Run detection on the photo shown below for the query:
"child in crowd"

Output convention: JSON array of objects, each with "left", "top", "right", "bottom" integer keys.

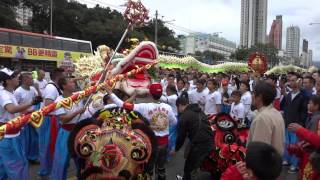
[
  {"left": 176, "top": 78, "right": 186, "bottom": 97},
  {"left": 221, "top": 141, "right": 282, "bottom": 180},
  {"left": 204, "top": 79, "right": 222, "bottom": 116},
  {"left": 188, "top": 79, "right": 207, "bottom": 110},
  {"left": 230, "top": 90, "right": 245, "bottom": 126},
  {"left": 221, "top": 79, "right": 232, "bottom": 114},
  {"left": 240, "top": 81, "right": 252, "bottom": 124},
  {"left": 288, "top": 95, "right": 320, "bottom": 180}
]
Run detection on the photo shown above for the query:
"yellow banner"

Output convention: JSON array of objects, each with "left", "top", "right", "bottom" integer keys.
[{"left": 0, "top": 44, "right": 91, "bottom": 62}]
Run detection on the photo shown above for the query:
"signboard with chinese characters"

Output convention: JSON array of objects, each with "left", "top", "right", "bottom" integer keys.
[{"left": 0, "top": 44, "right": 91, "bottom": 63}]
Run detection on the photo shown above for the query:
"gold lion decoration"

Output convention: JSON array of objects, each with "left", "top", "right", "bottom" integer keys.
[{"left": 68, "top": 107, "right": 156, "bottom": 179}]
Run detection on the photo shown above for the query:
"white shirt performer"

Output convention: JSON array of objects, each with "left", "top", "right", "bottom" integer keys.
[
  {"left": 14, "top": 86, "right": 38, "bottom": 113},
  {"left": 0, "top": 68, "right": 40, "bottom": 180},
  {"left": 160, "top": 94, "right": 178, "bottom": 116},
  {"left": 241, "top": 91, "right": 252, "bottom": 120},
  {"left": 107, "top": 83, "right": 177, "bottom": 180},
  {"left": 38, "top": 68, "right": 65, "bottom": 177},
  {"left": 33, "top": 69, "right": 47, "bottom": 97},
  {"left": 188, "top": 79, "right": 208, "bottom": 111},
  {"left": 230, "top": 102, "right": 245, "bottom": 122},
  {"left": 205, "top": 90, "right": 222, "bottom": 115}
]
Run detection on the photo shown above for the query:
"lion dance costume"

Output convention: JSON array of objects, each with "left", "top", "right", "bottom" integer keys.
[{"left": 202, "top": 113, "right": 248, "bottom": 178}]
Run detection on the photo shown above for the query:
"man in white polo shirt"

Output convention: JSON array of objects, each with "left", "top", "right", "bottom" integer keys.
[
  {"left": 0, "top": 68, "right": 41, "bottom": 180},
  {"left": 204, "top": 79, "right": 222, "bottom": 116},
  {"left": 38, "top": 68, "right": 65, "bottom": 177},
  {"left": 33, "top": 69, "right": 47, "bottom": 97},
  {"left": 14, "top": 72, "right": 42, "bottom": 162},
  {"left": 189, "top": 79, "right": 207, "bottom": 110}
]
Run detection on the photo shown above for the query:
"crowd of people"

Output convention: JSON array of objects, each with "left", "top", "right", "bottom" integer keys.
[{"left": 0, "top": 65, "right": 319, "bottom": 180}]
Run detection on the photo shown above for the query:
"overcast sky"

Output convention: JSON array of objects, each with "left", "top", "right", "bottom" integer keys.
[{"left": 79, "top": 0, "right": 320, "bottom": 61}]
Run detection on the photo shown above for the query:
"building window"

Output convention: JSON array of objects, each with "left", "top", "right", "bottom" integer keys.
[
  {"left": 0, "top": 32, "right": 9, "bottom": 44},
  {"left": 22, "top": 35, "right": 43, "bottom": 48},
  {"left": 62, "top": 40, "right": 78, "bottom": 51},
  {"left": 44, "top": 38, "right": 62, "bottom": 50},
  {"left": 9, "top": 33, "right": 22, "bottom": 45}
]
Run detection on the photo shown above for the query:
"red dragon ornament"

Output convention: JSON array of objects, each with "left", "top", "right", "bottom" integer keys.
[{"left": 90, "top": 41, "right": 158, "bottom": 96}]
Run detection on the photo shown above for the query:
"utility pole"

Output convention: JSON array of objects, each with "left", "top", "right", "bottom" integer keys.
[
  {"left": 50, "top": 0, "right": 53, "bottom": 35},
  {"left": 155, "top": 10, "right": 158, "bottom": 46}
]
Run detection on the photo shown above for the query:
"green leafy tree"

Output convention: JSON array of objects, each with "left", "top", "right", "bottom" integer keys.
[
  {"left": 249, "top": 43, "right": 279, "bottom": 67},
  {"left": 21, "top": 0, "right": 180, "bottom": 51},
  {"left": 22, "top": 0, "right": 51, "bottom": 33},
  {"left": 230, "top": 48, "right": 249, "bottom": 61},
  {"left": 133, "top": 19, "right": 180, "bottom": 52},
  {"left": 0, "top": 0, "right": 22, "bottom": 29},
  {"left": 231, "top": 44, "right": 279, "bottom": 67},
  {"left": 195, "top": 50, "right": 225, "bottom": 64}
]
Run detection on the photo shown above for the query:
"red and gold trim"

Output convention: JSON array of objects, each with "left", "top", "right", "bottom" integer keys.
[{"left": 0, "top": 61, "right": 158, "bottom": 140}]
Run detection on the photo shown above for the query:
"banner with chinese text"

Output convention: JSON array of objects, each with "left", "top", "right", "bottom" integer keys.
[{"left": 0, "top": 44, "right": 92, "bottom": 62}]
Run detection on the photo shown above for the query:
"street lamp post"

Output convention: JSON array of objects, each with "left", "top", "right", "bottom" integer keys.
[
  {"left": 155, "top": 10, "right": 158, "bottom": 46},
  {"left": 50, "top": 0, "right": 53, "bottom": 35},
  {"left": 154, "top": 10, "right": 175, "bottom": 47}
]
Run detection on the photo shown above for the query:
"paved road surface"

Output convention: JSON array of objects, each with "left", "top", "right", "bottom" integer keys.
[{"left": 29, "top": 145, "right": 297, "bottom": 180}]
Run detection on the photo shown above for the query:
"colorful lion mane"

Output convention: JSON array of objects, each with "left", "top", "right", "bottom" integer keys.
[{"left": 68, "top": 107, "right": 157, "bottom": 180}]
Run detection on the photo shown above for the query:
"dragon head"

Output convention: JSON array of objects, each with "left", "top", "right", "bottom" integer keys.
[
  {"left": 111, "top": 41, "right": 158, "bottom": 96},
  {"left": 74, "top": 41, "right": 158, "bottom": 96}
]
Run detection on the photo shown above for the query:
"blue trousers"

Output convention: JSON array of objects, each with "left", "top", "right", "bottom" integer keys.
[
  {"left": 20, "top": 124, "right": 39, "bottom": 161},
  {"left": 168, "top": 125, "right": 177, "bottom": 152},
  {"left": 0, "top": 136, "right": 29, "bottom": 180},
  {"left": 51, "top": 128, "right": 75, "bottom": 180},
  {"left": 26, "top": 104, "right": 40, "bottom": 161},
  {"left": 28, "top": 124, "right": 39, "bottom": 160},
  {"left": 283, "top": 129, "right": 299, "bottom": 168},
  {"left": 167, "top": 116, "right": 178, "bottom": 161},
  {"left": 38, "top": 116, "right": 53, "bottom": 176},
  {"left": 221, "top": 104, "right": 231, "bottom": 114}
]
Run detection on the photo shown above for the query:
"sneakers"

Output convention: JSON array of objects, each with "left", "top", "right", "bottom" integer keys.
[
  {"left": 176, "top": 175, "right": 183, "bottom": 180},
  {"left": 288, "top": 166, "right": 298, "bottom": 174}
]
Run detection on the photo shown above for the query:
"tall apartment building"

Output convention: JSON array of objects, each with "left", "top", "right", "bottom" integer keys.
[
  {"left": 308, "top": 50, "right": 313, "bottom": 66},
  {"left": 240, "top": 0, "right": 268, "bottom": 48},
  {"left": 269, "top": 15, "right": 282, "bottom": 49},
  {"left": 286, "top": 26, "right": 300, "bottom": 58},
  {"left": 15, "top": 4, "right": 33, "bottom": 26}
]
